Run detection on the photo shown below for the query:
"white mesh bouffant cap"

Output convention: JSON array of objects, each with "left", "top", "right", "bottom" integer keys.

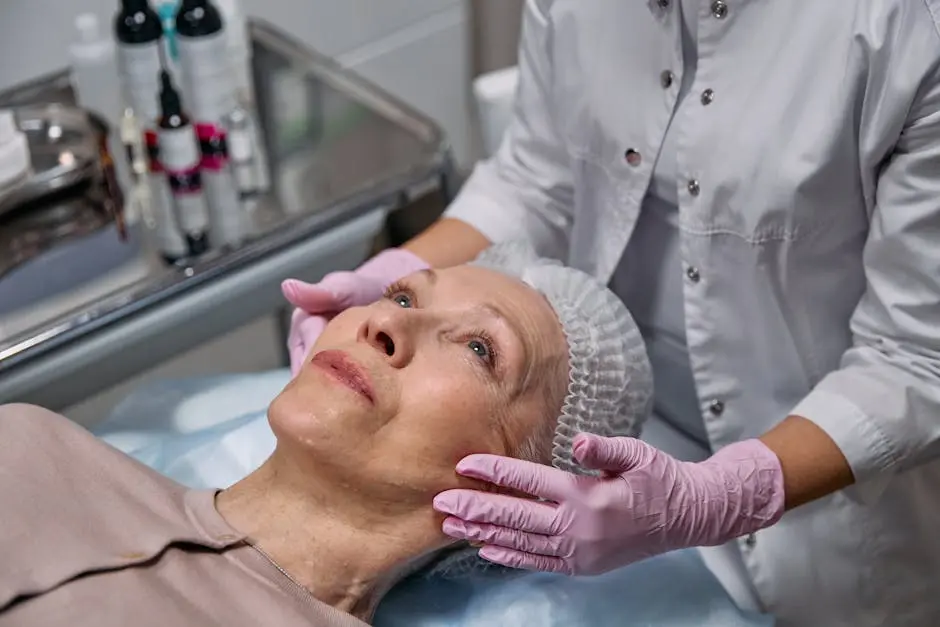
[
  {"left": 423, "top": 240, "right": 653, "bottom": 579},
  {"left": 472, "top": 239, "right": 654, "bottom": 472}
]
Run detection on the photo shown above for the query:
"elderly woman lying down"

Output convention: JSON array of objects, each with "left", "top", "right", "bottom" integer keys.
[{"left": 0, "top": 243, "right": 652, "bottom": 627}]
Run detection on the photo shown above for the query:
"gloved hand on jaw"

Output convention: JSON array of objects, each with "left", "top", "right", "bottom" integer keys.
[
  {"left": 433, "top": 433, "right": 785, "bottom": 575},
  {"left": 281, "top": 248, "right": 429, "bottom": 375}
]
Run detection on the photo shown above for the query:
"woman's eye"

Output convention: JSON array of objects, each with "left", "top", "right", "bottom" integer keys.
[
  {"left": 390, "top": 292, "right": 412, "bottom": 308},
  {"left": 468, "top": 340, "right": 489, "bottom": 359}
]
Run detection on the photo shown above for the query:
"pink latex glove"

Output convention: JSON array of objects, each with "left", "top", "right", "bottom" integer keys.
[
  {"left": 433, "top": 433, "right": 785, "bottom": 575},
  {"left": 281, "top": 248, "right": 429, "bottom": 375}
]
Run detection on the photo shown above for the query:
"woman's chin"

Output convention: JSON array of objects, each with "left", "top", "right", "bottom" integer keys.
[{"left": 268, "top": 387, "right": 375, "bottom": 447}]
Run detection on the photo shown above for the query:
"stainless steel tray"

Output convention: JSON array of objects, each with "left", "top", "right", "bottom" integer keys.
[{"left": 0, "top": 104, "right": 105, "bottom": 219}]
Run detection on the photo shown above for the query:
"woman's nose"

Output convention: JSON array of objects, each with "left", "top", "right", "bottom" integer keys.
[{"left": 358, "top": 307, "right": 418, "bottom": 367}]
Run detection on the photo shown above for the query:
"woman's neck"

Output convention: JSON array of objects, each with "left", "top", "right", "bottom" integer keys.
[{"left": 216, "top": 454, "right": 449, "bottom": 622}]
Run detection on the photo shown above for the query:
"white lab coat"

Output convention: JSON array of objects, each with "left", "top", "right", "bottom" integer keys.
[{"left": 446, "top": 1, "right": 940, "bottom": 625}]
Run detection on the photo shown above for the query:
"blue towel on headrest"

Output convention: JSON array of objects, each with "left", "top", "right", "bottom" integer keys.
[{"left": 375, "top": 550, "right": 772, "bottom": 627}]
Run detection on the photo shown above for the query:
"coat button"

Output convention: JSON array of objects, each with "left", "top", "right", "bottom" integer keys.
[
  {"left": 657, "top": 0, "right": 670, "bottom": 8},
  {"left": 701, "top": 88, "right": 715, "bottom": 105},
  {"left": 687, "top": 179, "right": 701, "bottom": 196},
  {"left": 660, "top": 70, "right": 675, "bottom": 89},
  {"left": 686, "top": 266, "right": 701, "bottom": 283},
  {"left": 711, "top": 1, "right": 729, "bottom": 18},
  {"left": 708, "top": 400, "right": 725, "bottom": 416},
  {"left": 624, "top": 149, "right": 642, "bottom": 166}
]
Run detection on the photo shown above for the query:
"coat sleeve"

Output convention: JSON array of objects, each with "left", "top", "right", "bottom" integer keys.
[
  {"left": 444, "top": 0, "right": 574, "bottom": 260},
  {"left": 790, "top": 19, "right": 940, "bottom": 485}
]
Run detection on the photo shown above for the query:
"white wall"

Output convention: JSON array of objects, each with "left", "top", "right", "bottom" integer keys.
[
  {"left": 0, "top": 0, "right": 475, "bottom": 165},
  {"left": 470, "top": 0, "right": 522, "bottom": 75}
]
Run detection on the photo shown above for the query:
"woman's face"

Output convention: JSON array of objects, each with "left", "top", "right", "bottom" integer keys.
[{"left": 268, "top": 265, "right": 567, "bottom": 502}]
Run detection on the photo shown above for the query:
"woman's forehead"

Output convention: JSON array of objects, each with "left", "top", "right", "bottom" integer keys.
[
  {"left": 435, "top": 266, "right": 557, "bottom": 324},
  {"left": 435, "top": 265, "right": 535, "bottom": 297}
]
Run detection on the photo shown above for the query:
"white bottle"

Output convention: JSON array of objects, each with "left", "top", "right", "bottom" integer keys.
[
  {"left": 146, "top": 174, "right": 190, "bottom": 263},
  {"left": 176, "top": 0, "right": 244, "bottom": 248},
  {"left": 114, "top": 0, "right": 165, "bottom": 126},
  {"left": 0, "top": 111, "right": 30, "bottom": 192},
  {"left": 175, "top": 0, "right": 235, "bottom": 125},
  {"left": 71, "top": 14, "right": 122, "bottom": 127},
  {"left": 225, "top": 106, "right": 256, "bottom": 197},
  {"left": 214, "top": 0, "right": 249, "bottom": 100},
  {"left": 115, "top": 1, "right": 186, "bottom": 264},
  {"left": 70, "top": 13, "right": 132, "bottom": 195},
  {"left": 215, "top": 0, "right": 269, "bottom": 192}
]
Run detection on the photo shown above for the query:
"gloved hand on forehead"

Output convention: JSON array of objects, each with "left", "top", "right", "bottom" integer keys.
[
  {"left": 281, "top": 248, "right": 429, "bottom": 375},
  {"left": 433, "top": 433, "right": 785, "bottom": 575}
]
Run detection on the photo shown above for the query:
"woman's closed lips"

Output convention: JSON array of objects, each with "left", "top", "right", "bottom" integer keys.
[{"left": 310, "top": 350, "right": 376, "bottom": 404}]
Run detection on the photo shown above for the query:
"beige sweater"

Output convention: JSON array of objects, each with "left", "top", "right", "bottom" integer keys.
[{"left": 0, "top": 403, "right": 368, "bottom": 627}]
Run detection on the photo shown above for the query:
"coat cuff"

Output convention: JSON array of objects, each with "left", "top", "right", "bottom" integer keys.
[{"left": 789, "top": 388, "right": 899, "bottom": 484}]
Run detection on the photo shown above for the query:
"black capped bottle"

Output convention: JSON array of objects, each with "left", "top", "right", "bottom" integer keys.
[
  {"left": 114, "top": 0, "right": 164, "bottom": 126},
  {"left": 176, "top": 0, "right": 244, "bottom": 248},
  {"left": 157, "top": 70, "right": 210, "bottom": 256},
  {"left": 115, "top": 0, "right": 188, "bottom": 264}
]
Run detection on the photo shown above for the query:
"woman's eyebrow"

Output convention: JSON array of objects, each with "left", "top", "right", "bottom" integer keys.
[
  {"left": 417, "top": 268, "right": 438, "bottom": 285},
  {"left": 476, "top": 303, "right": 519, "bottom": 339},
  {"left": 476, "top": 303, "right": 532, "bottom": 388}
]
